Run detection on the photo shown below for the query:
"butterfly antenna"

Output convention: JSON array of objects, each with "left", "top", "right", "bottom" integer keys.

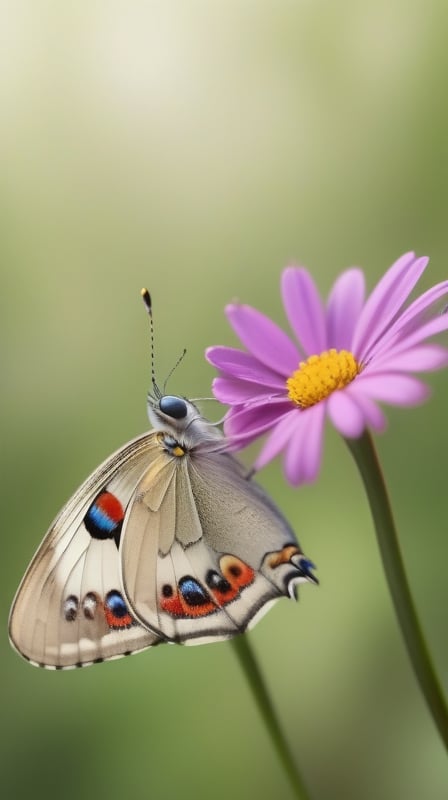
[
  {"left": 141, "top": 288, "right": 162, "bottom": 400},
  {"left": 162, "top": 348, "right": 187, "bottom": 394}
]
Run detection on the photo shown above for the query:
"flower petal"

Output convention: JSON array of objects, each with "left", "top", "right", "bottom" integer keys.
[
  {"left": 367, "top": 344, "right": 448, "bottom": 373},
  {"left": 326, "top": 268, "right": 365, "bottom": 350},
  {"left": 300, "top": 402, "right": 326, "bottom": 482},
  {"left": 205, "top": 346, "right": 285, "bottom": 388},
  {"left": 253, "top": 410, "right": 298, "bottom": 471},
  {"left": 284, "top": 403, "right": 326, "bottom": 485},
  {"left": 281, "top": 267, "right": 327, "bottom": 356},
  {"left": 371, "top": 304, "right": 448, "bottom": 357},
  {"left": 224, "top": 398, "right": 293, "bottom": 441},
  {"left": 353, "top": 252, "right": 428, "bottom": 358},
  {"left": 372, "top": 280, "right": 448, "bottom": 354},
  {"left": 344, "top": 386, "right": 387, "bottom": 432},
  {"left": 212, "top": 376, "right": 283, "bottom": 404},
  {"left": 355, "top": 373, "right": 430, "bottom": 406},
  {"left": 327, "top": 390, "right": 367, "bottom": 438},
  {"left": 225, "top": 304, "right": 300, "bottom": 375},
  {"left": 283, "top": 413, "right": 310, "bottom": 485}
]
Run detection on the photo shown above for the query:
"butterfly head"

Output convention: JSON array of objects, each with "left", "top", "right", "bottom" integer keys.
[
  {"left": 147, "top": 394, "right": 223, "bottom": 450},
  {"left": 147, "top": 393, "right": 193, "bottom": 434},
  {"left": 148, "top": 394, "right": 192, "bottom": 429}
]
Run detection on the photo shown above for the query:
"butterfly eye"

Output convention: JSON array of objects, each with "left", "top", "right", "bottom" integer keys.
[{"left": 159, "top": 395, "right": 188, "bottom": 420}]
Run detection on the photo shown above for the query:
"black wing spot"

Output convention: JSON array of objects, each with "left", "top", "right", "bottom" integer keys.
[
  {"left": 179, "top": 576, "right": 211, "bottom": 607},
  {"left": 206, "top": 570, "right": 232, "bottom": 594}
]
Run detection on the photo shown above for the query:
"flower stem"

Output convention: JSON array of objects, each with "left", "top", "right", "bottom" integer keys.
[
  {"left": 231, "top": 634, "right": 312, "bottom": 800},
  {"left": 345, "top": 430, "right": 448, "bottom": 748}
]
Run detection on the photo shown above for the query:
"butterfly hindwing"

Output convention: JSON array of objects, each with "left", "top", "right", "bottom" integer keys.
[
  {"left": 9, "top": 433, "right": 161, "bottom": 669},
  {"left": 120, "top": 415, "right": 315, "bottom": 644}
]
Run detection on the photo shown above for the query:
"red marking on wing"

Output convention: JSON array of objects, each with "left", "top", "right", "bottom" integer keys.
[
  {"left": 219, "top": 555, "right": 255, "bottom": 591},
  {"left": 160, "top": 593, "right": 185, "bottom": 617},
  {"left": 209, "top": 583, "right": 238, "bottom": 605},
  {"left": 104, "top": 607, "right": 134, "bottom": 628},
  {"left": 161, "top": 592, "right": 216, "bottom": 618},
  {"left": 96, "top": 492, "right": 124, "bottom": 523}
]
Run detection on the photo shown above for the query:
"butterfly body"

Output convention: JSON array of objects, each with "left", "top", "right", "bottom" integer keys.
[{"left": 10, "top": 393, "right": 316, "bottom": 669}]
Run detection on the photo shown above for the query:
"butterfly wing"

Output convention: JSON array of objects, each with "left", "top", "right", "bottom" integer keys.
[
  {"left": 120, "top": 443, "right": 316, "bottom": 644},
  {"left": 9, "top": 433, "right": 162, "bottom": 669}
]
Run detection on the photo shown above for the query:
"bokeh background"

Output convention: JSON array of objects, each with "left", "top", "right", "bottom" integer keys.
[{"left": 2, "top": 2, "right": 448, "bottom": 799}]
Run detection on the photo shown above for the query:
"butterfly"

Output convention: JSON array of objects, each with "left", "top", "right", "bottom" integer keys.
[{"left": 9, "top": 290, "right": 317, "bottom": 669}]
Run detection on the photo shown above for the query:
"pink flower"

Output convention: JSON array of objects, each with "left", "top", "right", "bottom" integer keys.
[{"left": 206, "top": 253, "right": 448, "bottom": 486}]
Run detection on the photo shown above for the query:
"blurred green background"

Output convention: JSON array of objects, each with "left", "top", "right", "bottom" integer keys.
[{"left": 2, "top": 2, "right": 448, "bottom": 798}]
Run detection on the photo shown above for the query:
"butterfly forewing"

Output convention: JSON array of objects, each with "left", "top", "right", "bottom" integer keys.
[{"left": 9, "top": 433, "right": 161, "bottom": 668}]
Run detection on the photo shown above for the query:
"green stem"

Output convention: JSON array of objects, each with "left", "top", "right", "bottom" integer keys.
[
  {"left": 231, "top": 634, "right": 312, "bottom": 800},
  {"left": 345, "top": 430, "right": 448, "bottom": 749}
]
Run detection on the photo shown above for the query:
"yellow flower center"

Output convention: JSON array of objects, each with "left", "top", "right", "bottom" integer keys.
[{"left": 286, "top": 349, "right": 361, "bottom": 408}]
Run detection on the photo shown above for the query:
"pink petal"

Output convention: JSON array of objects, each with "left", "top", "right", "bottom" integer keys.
[
  {"left": 327, "top": 390, "right": 367, "bottom": 438},
  {"left": 205, "top": 346, "right": 286, "bottom": 388},
  {"left": 284, "top": 403, "right": 326, "bottom": 485},
  {"left": 281, "top": 267, "right": 327, "bottom": 356},
  {"left": 371, "top": 305, "right": 448, "bottom": 357},
  {"left": 326, "top": 268, "right": 365, "bottom": 350},
  {"left": 367, "top": 344, "right": 448, "bottom": 373},
  {"left": 344, "top": 386, "right": 387, "bottom": 432},
  {"left": 283, "top": 413, "right": 310, "bottom": 485},
  {"left": 300, "top": 402, "right": 326, "bottom": 482},
  {"left": 353, "top": 253, "right": 428, "bottom": 359},
  {"left": 212, "top": 376, "right": 283, "bottom": 404},
  {"left": 373, "top": 280, "right": 448, "bottom": 352},
  {"left": 225, "top": 304, "right": 300, "bottom": 375},
  {"left": 355, "top": 373, "right": 431, "bottom": 406},
  {"left": 224, "top": 398, "right": 293, "bottom": 441},
  {"left": 253, "top": 410, "right": 298, "bottom": 471}
]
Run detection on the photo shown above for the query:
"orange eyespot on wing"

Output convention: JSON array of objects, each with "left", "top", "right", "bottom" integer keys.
[
  {"left": 219, "top": 555, "right": 255, "bottom": 590},
  {"left": 266, "top": 545, "right": 301, "bottom": 568}
]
